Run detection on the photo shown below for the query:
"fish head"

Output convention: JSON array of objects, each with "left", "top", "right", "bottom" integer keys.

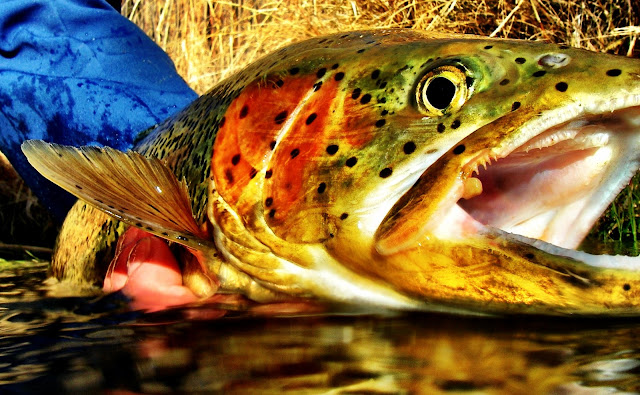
[
  {"left": 372, "top": 39, "right": 640, "bottom": 254},
  {"left": 213, "top": 31, "right": 640, "bottom": 256}
]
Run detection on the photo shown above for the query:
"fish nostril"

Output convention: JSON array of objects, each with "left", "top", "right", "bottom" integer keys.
[{"left": 538, "top": 53, "right": 571, "bottom": 69}]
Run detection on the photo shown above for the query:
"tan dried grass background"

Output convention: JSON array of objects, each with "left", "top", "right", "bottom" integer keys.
[
  {"left": 1, "top": 0, "right": 639, "bottom": 248},
  {"left": 123, "top": 0, "right": 639, "bottom": 95}
]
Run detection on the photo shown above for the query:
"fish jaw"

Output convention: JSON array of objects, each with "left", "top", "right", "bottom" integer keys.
[
  {"left": 376, "top": 105, "right": 640, "bottom": 255},
  {"left": 459, "top": 105, "right": 640, "bottom": 249}
]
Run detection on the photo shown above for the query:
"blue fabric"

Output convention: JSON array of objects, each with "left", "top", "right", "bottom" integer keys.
[{"left": 0, "top": 0, "right": 198, "bottom": 220}]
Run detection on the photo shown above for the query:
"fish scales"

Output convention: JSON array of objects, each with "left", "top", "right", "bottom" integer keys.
[{"left": 21, "top": 29, "right": 640, "bottom": 315}]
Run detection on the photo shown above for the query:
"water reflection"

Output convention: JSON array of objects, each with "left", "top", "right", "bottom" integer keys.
[{"left": 2, "top": 260, "right": 640, "bottom": 393}]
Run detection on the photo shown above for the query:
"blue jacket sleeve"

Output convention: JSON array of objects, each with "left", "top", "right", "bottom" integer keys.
[{"left": 0, "top": 0, "right": 198, "bottom": 220}]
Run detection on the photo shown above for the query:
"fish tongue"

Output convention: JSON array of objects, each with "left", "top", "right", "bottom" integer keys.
[{"left": 462, "top": 177, "right": 483, "bottom": 200}]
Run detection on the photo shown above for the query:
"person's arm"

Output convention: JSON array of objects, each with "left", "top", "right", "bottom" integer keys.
[{"left": 0, "top": 0, "right": 197, "bottom": 220}]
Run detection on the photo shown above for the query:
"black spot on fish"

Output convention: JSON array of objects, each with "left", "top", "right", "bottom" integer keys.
[
  {"left": 317, "top": 182, "right": 326, "bottom": 193},
  {"left": 484, "top": 45, "right": 493, "bottom": 49},
  {"left": 219, "top": 116, "right": 226, "bottom": 128},
  {"left": 290, "top": 148, "right": 300, "bottom": 158},
  {"left": 136, "top": 222, "right": 142, "bottom": 227},
  {"left": 360, "top": 94, "right": 372, "bottom": 104},
  {"left": 162, "top": 232, "right": 169, "bottom": 236},
  {"left": 525, "top": 253, "right": 535, "bottom": 260},
  {"left": 249, "top": 167, "right": 257, "bottom": 179},
  {"left": 335, "top": 72, "right": 345, "bottom": 81},
  {"left": 357, "top": 48, "right": 365, "bottom": 53},
  {"left": 371, "top": 69, "right": 380, "bottom": 79},
  {"left": 289, "top": 67, "right": 300, "bottom": 75},
  {"left": 451, "top": 119, "right": 461, "bottom": 129},
  {"left": 317, "top": 68, "right": 327, "bottom": 79},
  {"left": 269, "top": 140, "right": 276, "bottom": 150},
  {"left": 313, "top": 81, "right": 323, "bottom": 91},
  {"left": 500, "top": 79, "right": 510, "bottom": 86},
  {"left": 379, "top": 168, "right": 392, "bottom": 178},
  {"left": 352, "top": 88, "right": 361, "bottom": 99},
  {"left": 239, "top": 105, "right": 249, "bottom": 118},
  {"left": 403, "top": 141, "right": 416, "bottom": 154},
  {"left": 340, "top": 213, "right": 349, "bottom": 220},
  {"left": 437, "top": 123, "right": 446, "bottom": 133},
  {"left": 268, "top": 209, "right": 276, "bottom": 218},
  {"left": 532, "top": 70, "right": 546, "bottom": 77},
  {"left": 75, "top": 184, "right": 82, "bottom": 189},
  {"left": 225, "top": 169, "right": 234, "bottom": 183},
  {"left": 145, "top": 226, "right": 153, "bottom": 232},
  {"left": 265, "top": 169, "right": 273, "bottom": 179},
  {"left": 332, "top": 63, "right": 339, "bottom": 69},
  {"left": 276, "top": 79, "right": 284, "bottom": 87},
  {"left": 515, "top": 57, "right": 526, "bottom": 64},
  {"left": 555, "top": 82, "right": 568, "bottom": 92},
  {"left": 326, "top": 145, "right": 339, "bottom": 155},
  {"left": 345, "top": 157, "right": 358, "bottom": 167},
  {"left": 274, "top": 110, "right": 288, "bottom": 124},
  {"left": 453, "top": 145, "right": 466, "bottom": 155},
  {"left": 606, "top": 69, "right": 622, "bottom": 77},
  {"left": 375, "top": 119, "right": 386, "bottom": 128},
  {"left": 306, "top": 113, "right": 317, "bottom": 125},
  {"left": 511, "top": 101, "right": 521, "bottom": 111},
  {"left": 438, "top": 380, "right": 480, "bottom": 392},
  {"left": 265, "top": 197, "right": 273, "bottom": 207},
  {"left": 624, "top": 283, "right": 631, "bottom": 291},
  {"left": 381, "top": 109, "right": 388, "bottom": 116},
  {"left": 231, "top": 154, "right": 241, "bottom": 165}
]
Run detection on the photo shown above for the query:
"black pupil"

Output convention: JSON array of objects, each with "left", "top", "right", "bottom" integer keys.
[{"left": 425, "top": 76, "right": 456, "bottom": 110}]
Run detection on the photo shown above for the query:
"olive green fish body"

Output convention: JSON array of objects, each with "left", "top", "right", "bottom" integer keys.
[{"left": 26, "top": 29, "right": 640, "bottom": 315}]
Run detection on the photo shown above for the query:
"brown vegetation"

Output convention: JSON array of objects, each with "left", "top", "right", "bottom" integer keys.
[{"left": 123, "top": 0, "right": 639, "bottom": 94}]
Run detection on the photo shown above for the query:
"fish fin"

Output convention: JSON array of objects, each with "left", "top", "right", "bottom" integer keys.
[{"left": 22, "top": 140, "right": 212, "bottom": 251}]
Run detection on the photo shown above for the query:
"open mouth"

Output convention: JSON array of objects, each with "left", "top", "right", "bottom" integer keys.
[{"left": 454, "top": 106, "right": 640, "bottom": 266}]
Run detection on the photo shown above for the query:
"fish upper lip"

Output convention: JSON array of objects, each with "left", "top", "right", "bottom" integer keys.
[{"left": 456, "top": 104, "right": 640, "bottom": 258}]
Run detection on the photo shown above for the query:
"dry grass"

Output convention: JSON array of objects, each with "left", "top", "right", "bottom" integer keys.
[
  {"left": 1, "top": 0, "right": 639, "bottom": 250},
  {"left": 122, "top": 0, "right": 639, "bottom": 94}
]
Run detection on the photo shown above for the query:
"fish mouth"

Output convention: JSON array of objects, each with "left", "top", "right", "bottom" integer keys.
[{"left": 452, "top": 105, "right": 640, "bottom": 265}]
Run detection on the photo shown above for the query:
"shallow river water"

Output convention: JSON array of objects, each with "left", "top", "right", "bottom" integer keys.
[{"left": 2, "top": 259, "right": 640, "bottom": 394}]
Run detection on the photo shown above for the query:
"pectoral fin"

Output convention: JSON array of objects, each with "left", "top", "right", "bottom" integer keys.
[{"left": 22, "top": 140, "right": 213, "bottom": 252}]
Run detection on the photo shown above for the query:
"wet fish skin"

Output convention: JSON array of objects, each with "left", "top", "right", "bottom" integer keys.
[{"left": 23, "top": 29, "right": 640, "bottom": 315}]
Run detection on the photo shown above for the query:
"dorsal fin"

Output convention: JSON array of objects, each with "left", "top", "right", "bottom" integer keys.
[{"left": 22, "top": 140, "right": 213, "bottom": 251}]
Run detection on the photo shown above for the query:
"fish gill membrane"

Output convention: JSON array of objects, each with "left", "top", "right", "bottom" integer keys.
[{"left": 20, "top": 29, "right": 640, "bottom": 316}]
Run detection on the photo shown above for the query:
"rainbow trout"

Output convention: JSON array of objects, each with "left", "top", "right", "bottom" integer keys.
[{"left": 22, "top": 29, "right": 640, "bottom": 315}]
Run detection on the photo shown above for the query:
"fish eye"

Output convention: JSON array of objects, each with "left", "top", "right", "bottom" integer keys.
[{"left": 416, "top": 66, "right": 470, "bottom": 116}]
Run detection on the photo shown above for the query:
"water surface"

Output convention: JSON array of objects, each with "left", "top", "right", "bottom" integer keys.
[{"left": 2, "top": 259, "right": 640, "bottom": 394}]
